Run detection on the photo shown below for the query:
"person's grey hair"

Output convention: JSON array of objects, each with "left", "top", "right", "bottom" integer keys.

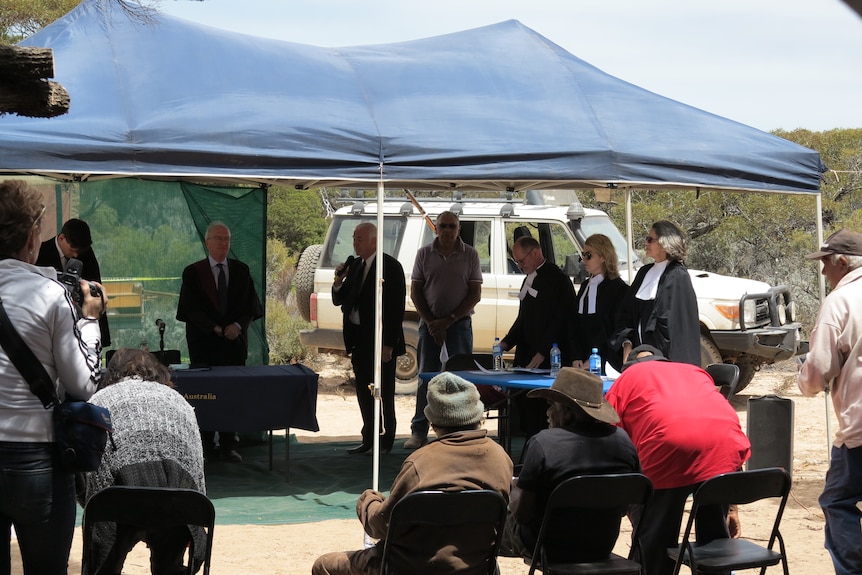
[
  {"left": 584, "top": 233, "right": 620, "bottom": 280},
  {"left": 205, "top": 221, "right": 230, "bottom": 240},
  {"left": 355, "top": 221, "right": 377, "bottom": 238},
  {"left": 831, "top": 253, "right": 862, "bottom": 271},
  {"left": 652, "top": 220, "right": 687, "bottom": 261},
  {"left": 0, "top": 180, "right": 44, "bottom": 258}
]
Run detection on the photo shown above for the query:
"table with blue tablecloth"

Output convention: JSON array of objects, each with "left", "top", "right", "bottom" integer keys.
[
  {"left": 420, "top": 370, "right": 614, "bottom": 453},
  {"left": 172, "top": 364, "right": 319, "bottom": 477}
]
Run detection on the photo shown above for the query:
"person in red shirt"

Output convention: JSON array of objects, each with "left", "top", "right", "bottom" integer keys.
[{"left": 604, "top": 345, "right": 750, "bottom": 575}]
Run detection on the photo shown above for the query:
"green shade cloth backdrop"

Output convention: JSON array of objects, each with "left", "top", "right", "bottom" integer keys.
[{"left": 60, "top": 179, "right": 268, "bottom": 364}]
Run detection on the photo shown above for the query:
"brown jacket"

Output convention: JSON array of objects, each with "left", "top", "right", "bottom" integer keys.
[{"left": 358, "top": 429, "right": 513, "bottom": 572}]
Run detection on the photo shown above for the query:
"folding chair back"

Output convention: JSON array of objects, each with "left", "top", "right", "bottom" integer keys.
[
  {"left": 705, "top": 363, "right": 740, "bottom": 399},
  {"left": 380, "top": 489, "right": 508, "bottom": 575},
  {"left": 528, "top": 473, "right": 653, "bottom": 575},
  {"left": 82, "top": 486, "right": 215, "bottom": 575},
  {"left": 668, "top": 467, "right": 791, "bottom": 575}
]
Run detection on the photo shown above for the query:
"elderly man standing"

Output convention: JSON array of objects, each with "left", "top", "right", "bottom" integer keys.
[
  {"left": 332, "top": 222, "right": 406, "bottom": 455},
  {"left": 176, "top": 221, "right": 263, "bottom": 463},
  {"left": 798, "top": 229, "right": 862, "bottom": 575},
  {"left": 405, "top": 211, "right": 482, "bottom": 449}
]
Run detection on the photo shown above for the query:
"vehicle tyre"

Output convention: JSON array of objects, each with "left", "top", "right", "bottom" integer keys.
[
  {"left": 699, "top": 334, "right": 723, "bottom": 367},
  {"left": 295, "top": 244, "right": 322, "bottom": 322},
  {"left": 395, "top": 322, "right": 419, "bottom": 395},
  {"left": 733, "top": 358, "right": 758, "bottom": 394}
]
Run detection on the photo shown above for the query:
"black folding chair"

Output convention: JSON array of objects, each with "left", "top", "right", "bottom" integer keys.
[
  {"left": 82, "top": 486, "right": 215, "bottom": 575},
  {"left": 705, "top": 363, "right": 740, "bottom": 399},
  {"left": 380, "top": 489, "right": 508, "bottom": 575},
  {"left": 667, "top": 467, "right": 791, "bottom": 575},
  {"left": 528, "top": 473, "right": 653, "bottom": 575}
]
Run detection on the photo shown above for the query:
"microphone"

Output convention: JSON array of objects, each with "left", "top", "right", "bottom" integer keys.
[
  {"left": 336, "top": 255, "right": 356, "bottom": 277},
  {"left": 155, "top": 318, "right": 166, "bottom": 330}
]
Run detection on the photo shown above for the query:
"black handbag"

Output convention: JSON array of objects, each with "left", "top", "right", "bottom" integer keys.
[{"left": 0, "top": 296, "right": 113, "bottom": 472}]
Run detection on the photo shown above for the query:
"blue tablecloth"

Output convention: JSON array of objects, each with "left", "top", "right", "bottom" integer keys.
[
  {"left": 172, "top": 364, "right": 320, "bottom": 433},
  {"left": 421, "top": 370, "right": 615, "bottom": 393}
]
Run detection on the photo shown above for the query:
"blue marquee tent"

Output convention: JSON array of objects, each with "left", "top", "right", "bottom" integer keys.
[{"left": 0, "top": 0, "right": 825, "bottom": 194}]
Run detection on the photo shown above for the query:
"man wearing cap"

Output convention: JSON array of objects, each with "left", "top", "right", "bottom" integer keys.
[
  {"left": 503, "top": 367, "right": 640, "bottom": 563},
  {"left": 312, "top": 373, "right": 512, "bottom": 575},
  {"left": 798, "top": 229, "right": 862, "bottom": 575},
  {"left": 605, "top": 345, "right": 750, "bottom": 575}
]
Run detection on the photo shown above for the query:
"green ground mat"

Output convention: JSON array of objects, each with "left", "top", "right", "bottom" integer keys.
[
  {"left": 203, "top": 434, "right": 405, "bottom": 525},
  {"left": 76, "top": 433, "right": 525, "bottom": 526}
]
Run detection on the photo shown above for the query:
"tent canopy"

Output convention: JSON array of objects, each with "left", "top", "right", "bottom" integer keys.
[{"left": 1, "top": 0, "right": 824, "bottom": 194}]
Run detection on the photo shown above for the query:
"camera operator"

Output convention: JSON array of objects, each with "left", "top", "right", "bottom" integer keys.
[
  {"left": 0, "top": 180, "right": 106, "bottom": 575},
  {"left": 36, "top": 217, "right": 111, "bottom": 346}
]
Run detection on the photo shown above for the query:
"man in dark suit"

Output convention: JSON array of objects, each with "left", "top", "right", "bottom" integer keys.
[
  {"left": 36, "top": 218, "right": 111, "bottom": 347},
  {"left": 176, "top": 221, "right": 263, "bottom": 462},
  {"left": 501, "top": 235, "right": 576, "bottom": 439},
  {"left": 332, "top": 222, "right": 406, "bottom": 455}
]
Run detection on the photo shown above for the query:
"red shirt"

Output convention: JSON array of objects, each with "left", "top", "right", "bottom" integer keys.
[{"left": 605, "top": 360, "right": 750, "bottom": 489}]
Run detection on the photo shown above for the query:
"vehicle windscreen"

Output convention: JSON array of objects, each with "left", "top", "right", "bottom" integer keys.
[
  {"left": 578, "top": 215, "right": 641, "bottom": 270},
  {"left": 320, "top": 216, "right": 407, "bottom": 268}
]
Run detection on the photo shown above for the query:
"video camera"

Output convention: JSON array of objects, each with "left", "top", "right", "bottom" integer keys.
[{"left": 59, "top": 258, "right": 102, "bottom": 307}]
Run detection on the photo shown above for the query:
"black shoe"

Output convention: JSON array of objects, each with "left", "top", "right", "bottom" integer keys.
[{"left": 347, "top": 443, "right": 372, "bottom": 454}]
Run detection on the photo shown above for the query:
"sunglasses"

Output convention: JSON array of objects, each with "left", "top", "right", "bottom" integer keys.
[
  {"left": 437, "top": 223, "right": 458, "bottom": 230},
  {"left": 644, "top": 236, "right": 658, "bottom": 244},
  {"left": 582, "top": 251, "right": 593, "bottom": 261}
]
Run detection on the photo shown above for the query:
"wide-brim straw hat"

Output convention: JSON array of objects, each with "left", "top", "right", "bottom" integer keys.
[{"left": 527, "top": 367, "right": 619, "bottom": 424}]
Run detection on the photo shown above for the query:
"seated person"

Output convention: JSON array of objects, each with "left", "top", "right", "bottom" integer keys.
[
  {"left": 502, "top": 368, "right": 640, "bottom": 562},
  {"left": 77, "top": 347, "right": 207, "bottom": 575},
  {"left": 312, "top": 372, "right": 513, "bottom": 575}
]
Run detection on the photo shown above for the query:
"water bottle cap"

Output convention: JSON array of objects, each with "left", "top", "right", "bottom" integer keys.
[{"left": 592, "top": 348, "right": 598, "bottom": 353}]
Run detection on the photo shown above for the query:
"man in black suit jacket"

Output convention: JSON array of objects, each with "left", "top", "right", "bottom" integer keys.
[
  {"left": 502, "top": 236, "right": 576, "bottom": 439},
  {"left": 332, "top": 222, "right": 406, "bottom": 455},
  {"left": 176, "top": 221, "right": 263, "bottom": 462},
  {"left": 36, "top": 218, "right": 111, "bottom": 347}
]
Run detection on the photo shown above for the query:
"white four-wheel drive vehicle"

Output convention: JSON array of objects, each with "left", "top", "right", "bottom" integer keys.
[{"left": 297, "top": 192, "right": 802, "bottom": 394}]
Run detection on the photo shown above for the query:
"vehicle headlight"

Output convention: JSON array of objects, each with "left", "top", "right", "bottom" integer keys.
[
  {"left": 777, "top": 299, "right": 796, "bottom": 325},
  {"left": 713, "top": 300, "right": 757, "bottom": 325}
]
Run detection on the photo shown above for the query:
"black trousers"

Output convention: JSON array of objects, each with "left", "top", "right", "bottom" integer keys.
[
  {"left": 629, "top": 484, "right": 729, "bottom": 575},
  {"left": 351, "top": 345, "right": 397, "bottom": 448}
]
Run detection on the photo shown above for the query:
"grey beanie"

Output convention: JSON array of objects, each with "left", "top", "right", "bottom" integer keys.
[{"left": 423, "top": 372, "right": 485, "bottom": 428}]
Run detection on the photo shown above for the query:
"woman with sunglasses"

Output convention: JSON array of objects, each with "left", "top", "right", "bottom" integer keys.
[
  {"left": 571, "top": 234, "right": 629, "bottom": 373},
  {"left": 610, "top": 220, "right": 701, "bottom": 367}
]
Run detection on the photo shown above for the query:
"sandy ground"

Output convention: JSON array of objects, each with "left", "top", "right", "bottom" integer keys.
[{"left": 15, "top": 358, "right": 836, "bottom": 574}]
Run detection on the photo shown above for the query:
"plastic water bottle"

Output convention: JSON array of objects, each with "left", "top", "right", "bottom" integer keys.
[
  {"left": 550, "top": 343, "right": 561, "bottom": 377},
  {"left": 589, "top": 347, "right": 602, "bottom": 376},
  {"left": 492, "top": 338, "right": 504, "bottom": 371}
]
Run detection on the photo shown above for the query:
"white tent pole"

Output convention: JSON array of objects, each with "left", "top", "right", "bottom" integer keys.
[
  {"left": 372, "top": 170, "right": 384, "bottom": 492},
  {"left": 625, "top": 189, "right": 634, "bottom": 282},
  {"left": 814, "top": 194, "right": 832, "bottom": 462}
]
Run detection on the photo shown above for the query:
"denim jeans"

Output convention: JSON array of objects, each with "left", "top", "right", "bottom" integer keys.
[
  {"left": 820, "top": 444, "right": 862, "bottom": 575},
  {"left": 410, "top": 318, "right": 474, "bottom": 437},
  {"left": 0, "top": 442, "right": 76, "bottom": 575}
]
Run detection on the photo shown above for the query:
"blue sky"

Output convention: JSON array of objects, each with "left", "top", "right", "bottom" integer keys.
[{"left": 159, "top": 0, "right": 862, "bottom": 133}]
